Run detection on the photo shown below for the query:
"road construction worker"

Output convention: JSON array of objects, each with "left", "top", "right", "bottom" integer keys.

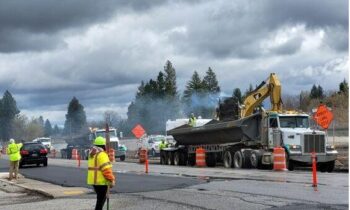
[
  {"left": 6, "top": 139, "right": 23, "bottom": 181},
  {"left": 159, "top": 139, "right": 168, "bottom": 151},
  {"left": 188, "top": 113, "right": 197, "bottom": 127},
  {"left": 87, "top": 137, "right": 115, "bottom": 210}
]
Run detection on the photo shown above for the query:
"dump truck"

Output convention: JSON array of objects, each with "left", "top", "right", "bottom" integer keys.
[{"left": 164, "top": 73, "right": 338, "bottom": 172}]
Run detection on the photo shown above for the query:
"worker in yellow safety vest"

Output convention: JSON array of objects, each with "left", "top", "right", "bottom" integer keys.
[
  {"left": 87, "top": 137, "right": 115, "bottom": 210},
  {"left": 6, "top": 139, "right": 23, "bottom": 181},
  {"left": 188, "top": 113, "right": 197, "bottom": 127}
]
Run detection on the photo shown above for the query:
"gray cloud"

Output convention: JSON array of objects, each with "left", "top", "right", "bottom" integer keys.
[{"left": 0, "top": 0, "right": 164, "bottom": 52}]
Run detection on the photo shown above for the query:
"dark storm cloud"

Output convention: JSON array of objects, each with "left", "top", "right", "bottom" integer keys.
[{"left": 0, "top": 0, "right": 164, "bottom": 52}]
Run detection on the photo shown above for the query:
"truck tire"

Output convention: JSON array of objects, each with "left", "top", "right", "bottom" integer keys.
[
  {"left": 223, "top": 151, "right": 233, "bottom": 168},
  {"left": 233, "top": 151, "right": 243, "bottom": 168},
  {"left": 167, "top": 152, "right": 175, "bottom": 165},
  {"left": 206, "top": 153, "right": 216, "bottom": 167},
  {"left": 285, "top": 152, "right": 294, "bottom": 171},
  {"left": 160, "top": 151, "right": 166, "bottom": 165},
  {"left": 120, "top": 155, "right": 126, "bottom": 161},
  {"left": 174, "top": 152, "right": 180, "bottom": 166},
  {"left": 327, "top": 161, "right": 335, "bottom": 173},
  {"left": 250, "top": 151, "right": 261, "bottom": 169}
]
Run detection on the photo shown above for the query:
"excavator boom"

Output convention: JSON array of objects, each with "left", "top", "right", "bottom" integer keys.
[{"left": 240, "top": 73, "right": 282, "bottom": 118}]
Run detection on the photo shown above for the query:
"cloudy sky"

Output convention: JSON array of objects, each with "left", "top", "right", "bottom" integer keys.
[{"left": 0, "top": 0, "right": 348, "bottom": 126}]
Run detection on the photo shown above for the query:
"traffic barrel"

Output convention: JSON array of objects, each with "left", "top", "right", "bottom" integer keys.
[
  {"left": 108, "top": 149, "right": 115, "bottom": 162},
  {"left": 51, "top": 149, "right": 56, "bottom": 158},
  {"left": 196, "top": 147, "right": 206, "bottom": 167},
  {"left": 72, "top": 149, "right": 78, "bottom": 160},
  {"left": 273, "top": 147, "right": 287, "bottom": 171},
  {"left": 139, "top": 148, "right": 147, "bottom": 163}
]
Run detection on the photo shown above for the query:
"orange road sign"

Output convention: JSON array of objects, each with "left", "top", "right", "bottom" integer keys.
[
  {"left": 313, "top": 104, "right": 333, "bottom": 129},
  {"left": 132, "top": 124, "right": 146, "bottom": 139}
]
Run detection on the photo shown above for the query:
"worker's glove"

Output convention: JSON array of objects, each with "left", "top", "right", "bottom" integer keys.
[{"left": 109, "top": 181, "right": 115, "bottom": 188}]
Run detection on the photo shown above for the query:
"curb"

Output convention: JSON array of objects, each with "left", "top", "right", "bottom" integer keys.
[{"left": 0, "top": 177, "right": 54, "bottom": 199}]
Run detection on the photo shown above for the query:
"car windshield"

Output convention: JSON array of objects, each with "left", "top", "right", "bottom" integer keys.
[
  {"left": 279, "top": 116, "right": 309, "bottom": 128},
  {"left": 23, "top": 144, "right": 45, "bottom": 150},
  {"left": 153, "top": 137, "right": 164, "bottom": 142},
  {"left": 96, "top": 130, "right": 117, "bottom": 138}
]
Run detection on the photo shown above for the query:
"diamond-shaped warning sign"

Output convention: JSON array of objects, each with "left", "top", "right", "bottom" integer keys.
[
  {"left": 313, "top": 104, "right": 333, "bottom": 129},
  {"left": 132, "top": 124, "right": 146, "bottom": 139}
]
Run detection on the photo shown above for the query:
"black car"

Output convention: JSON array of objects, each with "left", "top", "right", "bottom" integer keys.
[{"left": 20, "top": 142, "right": 48, "bottom": 167}]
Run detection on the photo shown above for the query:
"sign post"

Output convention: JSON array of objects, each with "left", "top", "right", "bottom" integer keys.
[{"left": 105, "top": 123, "right": 110, "bottom": 154}]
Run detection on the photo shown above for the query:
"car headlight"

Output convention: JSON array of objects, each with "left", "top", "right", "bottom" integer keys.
[
  {"left": 326, "top": 145, "right": 335, "bottom": 150},
  {"left": 289, "top": 145, "right": 301, "bottom": 150}
]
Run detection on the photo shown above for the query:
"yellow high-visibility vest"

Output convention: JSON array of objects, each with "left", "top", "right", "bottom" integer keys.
[
  {"left": 87, "top": 151, "right": 112, "bottom": 185},
  {"left": 7, "top": 143, "right": 22, "bottom": 161}
]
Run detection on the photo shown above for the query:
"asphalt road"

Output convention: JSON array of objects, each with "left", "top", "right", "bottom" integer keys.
[{"left": 0, "top": 159, "right": 204, "bottom": 193}]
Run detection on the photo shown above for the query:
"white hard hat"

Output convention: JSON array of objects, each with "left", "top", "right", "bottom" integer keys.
[{"left": 9, "top": 139, "right": 15, "bottom": 143}]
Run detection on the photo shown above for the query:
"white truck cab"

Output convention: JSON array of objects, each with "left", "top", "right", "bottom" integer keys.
[
  {"left": 90, "top": 128, "right": 127, "bottom": 161},
  {"left": 265, "top": 112, "right": 337, "bottom": 171}
]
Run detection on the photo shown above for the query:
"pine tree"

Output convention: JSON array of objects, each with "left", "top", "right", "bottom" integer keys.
[
  {"left": 63, "top": 97, "right": 88, "bottom": 136},
  {"left": 203, "top": 67, "right": 220, "bottom": 93},
  {"left": 53, "top": 125, "right": 60, "bottom": 135},
  {"left": 310, "top": 84, "right": 318, "bottom": 99},
  {"left": 183, "top": 71, "right": 204, "bottom": 100},
  {"left": 0, "top": 90, "right": 20, "bottom": 141},
  {"left": 44, "top": 119, "right": 52, "bottom": 137},
  {"left": 164, "top": 60, "right": 177, "bottom": 96},
  {"left": 317, "top": 85, "right": 324, "bottom": 99},
  {"left": 156, "top": 71, "right": 166, "bottom": 97},
  {"left": 233, "top": 88, "right": 243, "bottom": 104},
  {"left": 339, "top": 79, "right": 348, "bottom": 95}
]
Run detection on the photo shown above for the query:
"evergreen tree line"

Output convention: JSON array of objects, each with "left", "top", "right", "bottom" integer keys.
[
  {"left": 124, "top": 61, "right": 221, "bottom": 135},
  {"left": 0, "top": 90, "right": 62, "bottom": 142}
]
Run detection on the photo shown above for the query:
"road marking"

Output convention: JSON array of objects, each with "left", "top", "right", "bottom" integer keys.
[{"left": 63, "top": 190, "right": 85, "bottom": 195}]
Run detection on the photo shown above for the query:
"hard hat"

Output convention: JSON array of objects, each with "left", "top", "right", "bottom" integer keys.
[
  {"left": 9, "top": 139, "right": 15, "bottom": 143},
  {"left": 94, "top": 137, "right": 106, "bottom": 146}
]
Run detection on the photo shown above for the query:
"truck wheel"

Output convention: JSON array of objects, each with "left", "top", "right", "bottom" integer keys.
[
  {"left": 206, "top": 153, "right": 216, "bottom": 167},
  {"left": 233, "top": 151, "right": 243, "bottom": 168},
  {"left": 285, "top": 152, "right": 294, "bottom": 171},
  {"left": 120, "top": 155, "right": 126, "bottom": 161},
  {"left": 174, "top": 152, "right": 180, "bottom": 166},
  {"left": 250, "top": 151, "right": 261, "bottom": 169},
  {"left": 167, "top": 152, "right": 174, "bottom": 165},
  {"left": 223, "top": 151, "right": 233, "bottom": 168},
  {"left": 327, "top": 161, "right": 335, "bottom": 173},
  {"left": 160, "top": 152, "right": 166, "bottom": 165}
]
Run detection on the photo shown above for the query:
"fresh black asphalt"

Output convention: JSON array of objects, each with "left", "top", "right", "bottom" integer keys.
[{"left": 0, "top": 159, "right": 204, "bottom": 193}]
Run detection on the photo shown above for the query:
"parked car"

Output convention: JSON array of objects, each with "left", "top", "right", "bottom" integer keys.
[{"left": 20, "top": 142, "right": 48, "bottom": 168}]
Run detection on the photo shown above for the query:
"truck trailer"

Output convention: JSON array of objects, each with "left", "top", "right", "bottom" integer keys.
[{"left": 163, "top": 73, "right": 337, "bottom": 172}]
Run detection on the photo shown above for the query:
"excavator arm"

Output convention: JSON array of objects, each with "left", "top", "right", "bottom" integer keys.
[{"left": 240, "top": 73, "right": 282, "bottom": 118}]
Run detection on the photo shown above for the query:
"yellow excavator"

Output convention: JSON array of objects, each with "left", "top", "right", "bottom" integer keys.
[{"left": 240, "top": 73, "right": 283, "bottom": 118}]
